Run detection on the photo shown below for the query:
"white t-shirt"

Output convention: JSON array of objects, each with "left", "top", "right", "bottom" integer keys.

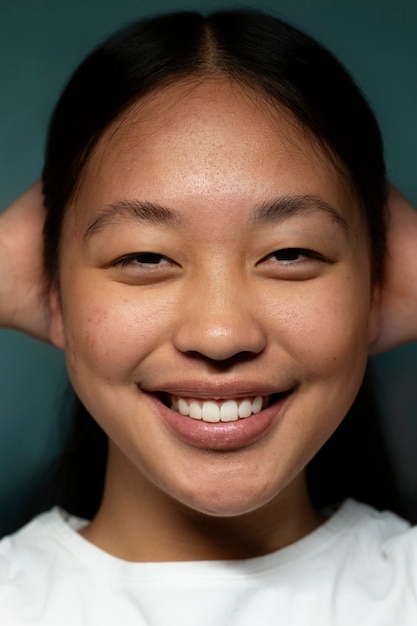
[{"left": 0, "top": 499, "right": 416, "bottom": 625}]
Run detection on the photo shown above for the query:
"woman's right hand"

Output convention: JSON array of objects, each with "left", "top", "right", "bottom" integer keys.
[{"left": 0, "top": 182, "right": 51, "bottom": 342}]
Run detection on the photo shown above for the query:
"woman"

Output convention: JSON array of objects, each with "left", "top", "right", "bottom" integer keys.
[{"left": 1, "top": 9, "right": 417, "bottom": 624}]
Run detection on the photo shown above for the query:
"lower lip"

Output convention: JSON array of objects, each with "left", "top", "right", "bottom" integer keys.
[{"left": 151, "top": 393, "right": 292, "bottom": 451}]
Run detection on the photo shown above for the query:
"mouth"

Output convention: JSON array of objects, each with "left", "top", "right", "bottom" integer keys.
[
  {"left": 157, "top": 392, "right": 290, "bottom": 423},
  {"left": 150, "top": 388, "right": 295, "bottom": 450}
]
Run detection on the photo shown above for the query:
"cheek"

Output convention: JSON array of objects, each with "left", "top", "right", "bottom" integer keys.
[
  {"left": 265, "top": 273, "right": 372, "bottom": 376},
  {"left": 60, "top": 280, "right": 176, "bottom": 381}
]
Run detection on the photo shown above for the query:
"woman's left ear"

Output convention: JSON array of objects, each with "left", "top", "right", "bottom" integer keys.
[
  {"left": 48, "top": 285, "right": 66, "bottom": 349},
  {"left": 367, "top": 285, "right": 381, "bottom": 349}
]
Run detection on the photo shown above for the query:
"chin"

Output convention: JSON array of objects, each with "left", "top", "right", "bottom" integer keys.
[
  {"left": 182, "top": 498, "right": 267, "bottom": 519},
  {"left": 173, "top": 479, "right": 282, "bottom": 519}
]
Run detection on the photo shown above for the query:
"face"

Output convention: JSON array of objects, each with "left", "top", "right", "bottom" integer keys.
[{"left": 49, "top": 79, "right": 379, "bottom": 518}]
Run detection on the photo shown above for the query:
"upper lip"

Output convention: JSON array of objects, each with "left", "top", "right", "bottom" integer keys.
[{"left": 141, "top": 380, "right": 296, "bottom": 399}]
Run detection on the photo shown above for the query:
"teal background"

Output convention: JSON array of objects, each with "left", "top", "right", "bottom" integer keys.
[{"left": 0, "top": 0, "right": 416, "bottom": 534}]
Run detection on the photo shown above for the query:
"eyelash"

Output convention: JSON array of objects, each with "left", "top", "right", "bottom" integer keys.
[
  {"left": 115, "top": 248, "right": 324, "bottom": 265},
  {"left": 115, "top": 252, "right": 174, "bottom": 268},
  {"left": 261, "top": 248, "right": 325, "bottom": 263},
  {"left": 111, "top": 248, "right": 325, "bottom": 281}
]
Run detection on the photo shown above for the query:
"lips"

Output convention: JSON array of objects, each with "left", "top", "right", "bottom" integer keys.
[{"left": 150, "top": 389, "right": 294, "bottom": 450}]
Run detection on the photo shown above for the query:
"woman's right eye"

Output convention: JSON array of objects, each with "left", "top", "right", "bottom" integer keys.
[
  {"left": 109, "top": 252, "right": 180, "bottom": 284},
  {"left": 115, "top": 252, "right": 173, "bottom": 268}
]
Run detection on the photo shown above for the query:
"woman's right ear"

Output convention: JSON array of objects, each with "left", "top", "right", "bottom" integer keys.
[{"left": 48, "top": 286, "right": 66, "bottom": 349}]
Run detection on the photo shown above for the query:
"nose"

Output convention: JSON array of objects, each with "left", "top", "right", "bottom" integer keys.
[{"left": 173, "top": 273, "right": 266, "bottom": 362}]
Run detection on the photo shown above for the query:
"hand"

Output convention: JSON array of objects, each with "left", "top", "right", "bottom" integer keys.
[
  {"left": 0, "top": 182, "right": 51, "bottom": 341},
  {"left": 371, "top": 185, "right": 417, "bottom": 353}
]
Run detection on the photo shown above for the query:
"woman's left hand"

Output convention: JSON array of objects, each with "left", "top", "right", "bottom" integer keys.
[{"left": 370, "top": 185, "right": 417, "bottom": 354}]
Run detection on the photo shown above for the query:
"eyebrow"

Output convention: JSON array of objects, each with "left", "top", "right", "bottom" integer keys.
[
  {"left": 84, "top": 200, "right": 184, "bottom": 240},
  {"left": 252, "top": 194, "right": 349, "bottom": 231},
  {"left": 83, "top": 193, "right": 349, "bottom": 240}
]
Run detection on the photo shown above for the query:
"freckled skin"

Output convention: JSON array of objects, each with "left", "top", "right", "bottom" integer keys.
[{"left": 48, "top": 79, "right": 379, "bottom": 561}]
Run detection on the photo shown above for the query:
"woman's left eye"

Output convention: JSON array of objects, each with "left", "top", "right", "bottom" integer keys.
[
  {"left": 262, "top": 248, "right": 324, "bottom": 263},
  {"left": 258, "top": 248, "right": 327, "bottom": 280}
]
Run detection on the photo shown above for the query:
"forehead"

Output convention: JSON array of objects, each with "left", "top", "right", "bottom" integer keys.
[{"left": 73, "top": 78, "right": 355, "bottom": 219}]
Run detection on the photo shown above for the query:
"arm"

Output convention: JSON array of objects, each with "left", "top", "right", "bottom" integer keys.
[
  {"left": 371, "top": 185, "right": 417, "bottom": 353},
  {"left": 0, "top": 182, "right": 50, "bottom": 341}
]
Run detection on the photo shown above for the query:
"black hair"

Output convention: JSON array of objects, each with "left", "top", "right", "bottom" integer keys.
[
  {"left": 43, "top": 9, "right": 386, "bottom": 281},
  {"left": 35, "top": 10, "right": 404, "bottom": 522}
]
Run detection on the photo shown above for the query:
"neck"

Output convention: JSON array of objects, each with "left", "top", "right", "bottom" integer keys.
[{"left": 79, "top": 446, "right": 324, "bottom": 562}]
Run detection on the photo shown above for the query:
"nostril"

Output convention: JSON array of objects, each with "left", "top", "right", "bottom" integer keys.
[
  {"left": 173, "top": 311, "right": 267, "bottom": 362},
  {"left": 180, "top": 351, "right": 264, "bottom": 370}
]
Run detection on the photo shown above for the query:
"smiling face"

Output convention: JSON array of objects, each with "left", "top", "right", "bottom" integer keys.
[{"left": 49, "top": 78, "right": 379, "bottom": 522}]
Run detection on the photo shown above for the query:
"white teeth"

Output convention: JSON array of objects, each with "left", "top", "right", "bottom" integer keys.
[
  {"left": 238, "top": 399, "right": 252, "bottom": 418},
  {"left": 189, "top": 401, "right": 202, "bottom": 420},
  {"left": 178, "top": 398, "right": 190, "bottom": 416},
  {"left": 220, "top": 400, "right": 239, "bottom": 422},
  {"left": 170, "top": 395, "right": 267, "bottom": 423},
  {"left": 252, "top": 396, "right": 263, "bottom": 414},
  {"left": 202, "top": 401, "right": 220, "bottom": 423}
]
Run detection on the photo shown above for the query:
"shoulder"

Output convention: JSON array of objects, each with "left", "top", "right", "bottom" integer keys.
[
  {"left": 1, "top": 505, "right": 88, "bottom": 568},
  {"left": 333, "top": 498, "right": 413, "bottom": 545},
  {"left": 0, "top": 509, "right": 54, "bottom": 577},
  {"left": 319, "top": 500, "right": 417, "bottom": 602},
  {"left": 0, "top": 507, "right": 88, "bottom": 620},
  {"left": 331, "top": 498, "right": 411, "bottom": 536},
  {"left": 321, "top": 498, "right": 415, "bottom": 560}
]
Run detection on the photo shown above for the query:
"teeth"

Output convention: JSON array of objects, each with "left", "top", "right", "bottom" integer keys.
[
  {"left": 189, "top": 401, "right": 202, "bottom": 420},
  {"left": 170, "top": 395, "right": 266, "bottom": 423},
  {"left": 252, "top": 396, "right": 263, "bottom": 413},
  {"left": 220, "top": 400, "right": 239, "bottom": 422},
  {"left": 178, "top": 398, "right": 190, "bottom": 416},
  {"left": 238, "top": 399, "right": 252, "bottom": 418},
  {"left": 202, "top": 401, "right": 220, "bottom": 423}
]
